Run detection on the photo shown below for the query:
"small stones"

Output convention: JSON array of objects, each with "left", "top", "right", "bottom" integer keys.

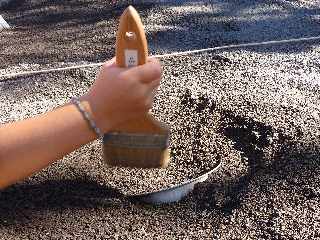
[{"left": 1, "top": 1, "right": 320, "bottom": 239}]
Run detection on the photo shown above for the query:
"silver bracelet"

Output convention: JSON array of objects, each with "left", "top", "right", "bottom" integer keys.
[{"left": 71, "top": 97, "right": 104, "bottom": 139}]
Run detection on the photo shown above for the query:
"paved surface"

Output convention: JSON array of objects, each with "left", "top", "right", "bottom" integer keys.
[{"left": 1, "top": 0, "right": 320, "bottom": 239}]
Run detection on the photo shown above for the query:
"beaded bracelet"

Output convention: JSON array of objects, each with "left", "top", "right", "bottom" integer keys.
[{"left": 71, "top": 97, "right": 104, "bottom": 139}]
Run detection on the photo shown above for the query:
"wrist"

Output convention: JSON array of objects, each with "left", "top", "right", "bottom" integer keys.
[{"left": 78, "top": 95, "right": 111, "bottom": 135}]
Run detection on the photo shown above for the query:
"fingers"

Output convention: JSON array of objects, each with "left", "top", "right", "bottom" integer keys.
[
  {"left": 143, "top": 81, "right": 160, "bottom": 109},
  {"left": 132, "top": 58, "right": 161, "bottom": 110},
  {"left": 122, "top": 57, "right": 162, "bottom": 84},
  {"left": 102, "top": 56, "right": 161, "bottom": 112},
  {"left": 101, "top": 57, "right": 117, "bottom": 70}
]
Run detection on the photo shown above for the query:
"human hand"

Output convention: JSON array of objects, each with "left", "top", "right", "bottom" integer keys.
[{"left": 81, "top": 57, "right": 162, "bottom": 133}]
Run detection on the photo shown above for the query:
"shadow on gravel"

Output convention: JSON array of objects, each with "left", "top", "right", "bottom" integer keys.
[
  {"left": 147, "top": 0, "right": 320, "bottom": 54},
  {"left": 0, "top": 179, "right": 124, "bottom": 227},
  {"left": 1, "top": 0, "right": 319, "bottom": 67},
  {"left": 1, "top": 1, "right": 152, "bottom": 27},
  {"left": 150, "top": 92, "right": 320, "bottom": 217},
  {"left": 0, "top": 0, "right": 26, "bottom": 10},
  {"left": 194, "top": 108, "right": 320, "bottom": 215}
]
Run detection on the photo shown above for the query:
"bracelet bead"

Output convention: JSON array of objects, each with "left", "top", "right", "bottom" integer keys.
[{"left": 71, "top": 97, "right": 104, "bottom": 139}]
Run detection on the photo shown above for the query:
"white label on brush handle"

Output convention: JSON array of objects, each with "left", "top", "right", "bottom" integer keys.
[{"left": 125, "top": 49, "right": 138, "bottom": 67}]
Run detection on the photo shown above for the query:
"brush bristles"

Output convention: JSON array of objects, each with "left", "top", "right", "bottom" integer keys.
[
  {"left": 103, "top": 146, "right": 170, "bottom": 168},
  {"left": 102, "top": 132, "right": 170, "bottom": 168}
]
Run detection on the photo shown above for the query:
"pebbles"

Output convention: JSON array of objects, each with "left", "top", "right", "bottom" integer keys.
[
  {"left": 98, "top": 88, "right": 227, "bottom": 195},
  {"left": 1, "top": 0, "right": 320, "bottom": 239},
  {"left": 1, "top": 41, "right": 320, "bottom": 240}
]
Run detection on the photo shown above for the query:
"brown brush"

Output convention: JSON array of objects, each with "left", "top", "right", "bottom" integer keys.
[{"left": 103, "top": 6, "right": 170, "bottom": 168}]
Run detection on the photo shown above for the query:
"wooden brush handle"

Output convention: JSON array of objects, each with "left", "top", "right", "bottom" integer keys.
[
  {"left": 116, "top": 6, "right": 148, "bottom": 67},
  {"left": 114, "top": 6, "right": 166, "bottom": 134}
]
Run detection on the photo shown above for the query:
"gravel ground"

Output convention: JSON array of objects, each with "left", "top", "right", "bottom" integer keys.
[{"left": 1, "top": 0, "right": 320, "bottom": 239}]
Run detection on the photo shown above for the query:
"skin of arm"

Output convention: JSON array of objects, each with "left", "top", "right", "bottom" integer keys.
[{"left": 0, "top": 57, "right": 162, "bottom": 189}]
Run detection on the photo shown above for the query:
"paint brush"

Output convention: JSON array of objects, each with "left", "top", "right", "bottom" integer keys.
[{"left": 103, "top": 6, "right": 170, "bottom": 168}]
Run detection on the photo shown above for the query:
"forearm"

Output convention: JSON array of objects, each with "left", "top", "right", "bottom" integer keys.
[
  {"left": 0, "top": 101, "right": 101, "bottom": 189},
  {"left": 0, "top": 58, "right": 161, "bottom": 189}
]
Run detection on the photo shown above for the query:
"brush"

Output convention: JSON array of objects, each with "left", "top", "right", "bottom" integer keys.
[{"left": 103, "top": 6, "right": 170, "bottom": 168}]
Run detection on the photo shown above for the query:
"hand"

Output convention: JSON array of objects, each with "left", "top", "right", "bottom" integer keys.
[{"left": 81, "top": 57, "right": 162, "bottom": 133}]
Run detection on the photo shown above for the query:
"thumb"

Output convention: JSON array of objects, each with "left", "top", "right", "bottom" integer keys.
[{"left": 126, "top": 57, "right": 162, "bottom": 84}]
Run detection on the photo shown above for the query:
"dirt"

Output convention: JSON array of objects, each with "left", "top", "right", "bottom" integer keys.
[
  {"left": 0, "top": 1, "right": 156, "bottom": 68},
  {"left": 1, "top": 0, "right": 320, "bottom": 239},
  {"left": 100, "top": 90, "right": 225, "bottom": 195}
]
